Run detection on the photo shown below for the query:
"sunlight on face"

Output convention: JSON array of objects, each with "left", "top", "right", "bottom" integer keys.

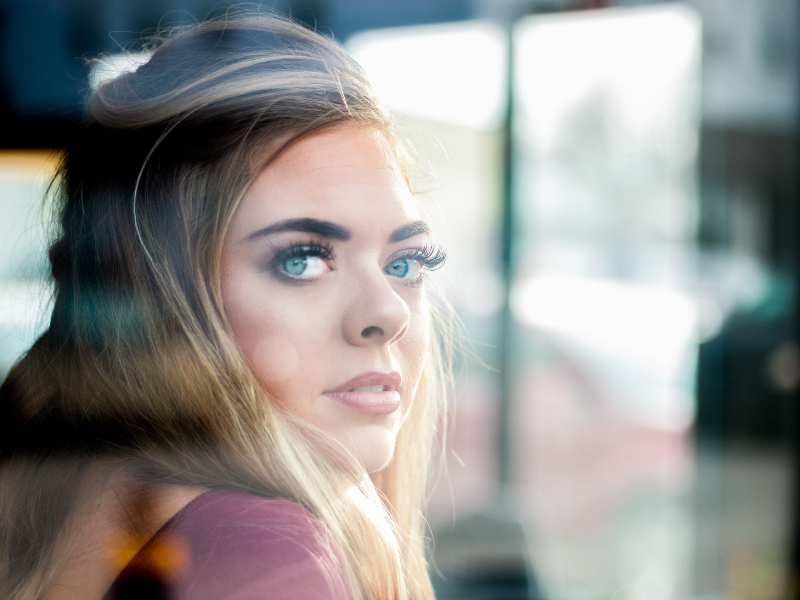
[{"left": 220, "top": 127, "right": 441, "bottom": 473}]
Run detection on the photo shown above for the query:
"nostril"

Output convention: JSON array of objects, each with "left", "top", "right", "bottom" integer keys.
[{"left": 361, "top": 326, "right": 383, "bottom": 338}]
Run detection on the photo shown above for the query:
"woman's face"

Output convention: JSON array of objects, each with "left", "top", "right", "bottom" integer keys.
[{"left": 220, "top": 127, "right": 440, "bottom": 473}]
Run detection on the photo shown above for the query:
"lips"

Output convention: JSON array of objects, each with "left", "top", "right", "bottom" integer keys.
[{"left": 324, "top": 371, "right": 401, "bottom": 414}]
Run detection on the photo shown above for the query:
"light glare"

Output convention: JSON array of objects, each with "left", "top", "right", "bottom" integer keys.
[{"left": 347, "top": 21, "right": 507, "bottom": 130}]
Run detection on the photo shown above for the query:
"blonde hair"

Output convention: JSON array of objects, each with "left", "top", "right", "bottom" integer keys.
[{"left": 0, "top": 15, "right": 451, "bottom": 599}]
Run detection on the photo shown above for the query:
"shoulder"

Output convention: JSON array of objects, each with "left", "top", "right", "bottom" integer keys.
[{"left": 151, "top": 490, "right": 351, "bottom": 600}]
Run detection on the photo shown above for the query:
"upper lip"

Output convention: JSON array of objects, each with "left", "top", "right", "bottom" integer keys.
[{"left": 325, "top": 371, "right": 402, "bottom": 393}]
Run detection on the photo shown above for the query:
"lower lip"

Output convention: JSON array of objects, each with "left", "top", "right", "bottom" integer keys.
[{"left": 324, "top": 390, "right": 401, "bottom": 415}]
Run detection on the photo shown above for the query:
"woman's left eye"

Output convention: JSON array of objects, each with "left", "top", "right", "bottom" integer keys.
[{"left": 384, "top": 257, "right": 422, "bottom": 281}]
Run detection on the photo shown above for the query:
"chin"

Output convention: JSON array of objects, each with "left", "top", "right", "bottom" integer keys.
[{"left": 348, "top": 427, "right": 398, "bottom": 474}]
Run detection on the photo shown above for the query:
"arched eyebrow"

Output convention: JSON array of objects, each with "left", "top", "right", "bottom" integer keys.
[
  {"left": 389, "top": 220, "right": 429, "bottom": 242},
  {"left": 245, "top": 218, "right": 351, "bottom": 242},
  {"left": 244, "top": 218, "right": 429, "bottom": 243}
]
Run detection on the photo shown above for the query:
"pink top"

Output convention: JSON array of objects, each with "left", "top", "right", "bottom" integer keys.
[{"left": 103, "top": 489, "right": 351, "bottom": 600}]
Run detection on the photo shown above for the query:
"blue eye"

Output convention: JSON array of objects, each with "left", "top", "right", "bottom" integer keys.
[
  {"left": 283, "top": 256, "right": 306, "bottom": 276},
  {"left": 272, "top": 243, "right": 332, "bottom": 281},
  {"left": 385, "top": 257, "right": 422, "bottom": 280},
  {"left": 280, "top": 254, "right": 327, "bottom": 279}
]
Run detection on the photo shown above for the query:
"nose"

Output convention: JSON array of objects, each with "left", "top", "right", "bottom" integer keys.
[{"left": 342, "top": 268, "right": 410, "bottom": 347}]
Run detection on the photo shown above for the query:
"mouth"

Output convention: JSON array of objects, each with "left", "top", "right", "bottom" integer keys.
[
  {"left": 347, "top": 385, "right": 387, "bottom": 393},
  {"left": 323, "top": 371, "right": 402, "bottom": 415}
]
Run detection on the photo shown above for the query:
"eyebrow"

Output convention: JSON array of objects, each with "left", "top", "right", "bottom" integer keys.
[
  {"left": 244, "top": 218, "right": 429, "bottom": 243},
  {"left": 245, "top": 218, "right": 351, "bottom": 242},
  {"left": 389, "top": 220, "right": 429, "bottom": 242}
]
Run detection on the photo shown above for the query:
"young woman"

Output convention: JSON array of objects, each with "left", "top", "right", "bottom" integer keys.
[{"left": 0, "top": 15, "right": 451, "bottom": 600}]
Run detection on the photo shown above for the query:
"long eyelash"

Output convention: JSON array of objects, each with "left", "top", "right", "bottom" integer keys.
[
  {"left": 404, "top": 244, "right": 447, "bottom": 271},
  {"left": 269, "top": 241, "right": 335, "bottom": 269}
]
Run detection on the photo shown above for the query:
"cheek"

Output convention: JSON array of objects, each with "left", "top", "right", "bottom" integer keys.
[
  {"left": 227, "top": 304, "right": 326, "bottom": 410},
  {"left": 252, "top": 337, "right": 299, "bottom": 383},
  {"left": 220, "top": 269, "right": 331, "bottom": 400},
  {"left": 400, "top": 296, "right": 431, "bottom": 389}
]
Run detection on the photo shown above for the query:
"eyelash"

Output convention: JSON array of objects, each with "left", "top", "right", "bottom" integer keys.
[{"left": 395, "top": 244, "right": 448, "bottom": 272}]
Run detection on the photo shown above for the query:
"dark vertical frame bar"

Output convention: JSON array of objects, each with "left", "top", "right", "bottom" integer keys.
[
  {"left": 498, "top": 11, "right": 517, "bottom": 490},
  {"left": 790, "top": 6, "right": 800, "bottom": 596}
]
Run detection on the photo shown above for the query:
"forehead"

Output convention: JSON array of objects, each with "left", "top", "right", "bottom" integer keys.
[{"left": 236, "top": 127, "right": 419, "bottom": 227}]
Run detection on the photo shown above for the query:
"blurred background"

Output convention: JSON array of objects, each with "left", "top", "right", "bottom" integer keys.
[{"left": 0, "top": 0, "right": 797, "bottom": 599}]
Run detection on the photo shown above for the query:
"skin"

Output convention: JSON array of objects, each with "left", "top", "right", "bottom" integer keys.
[{"left": 220, "top": 126, "right": 432, "bottom": 474}]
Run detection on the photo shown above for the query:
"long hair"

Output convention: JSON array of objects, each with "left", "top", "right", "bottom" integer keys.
[{"left": 0, "top": 15, "right": 450, "bottom": 600}]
